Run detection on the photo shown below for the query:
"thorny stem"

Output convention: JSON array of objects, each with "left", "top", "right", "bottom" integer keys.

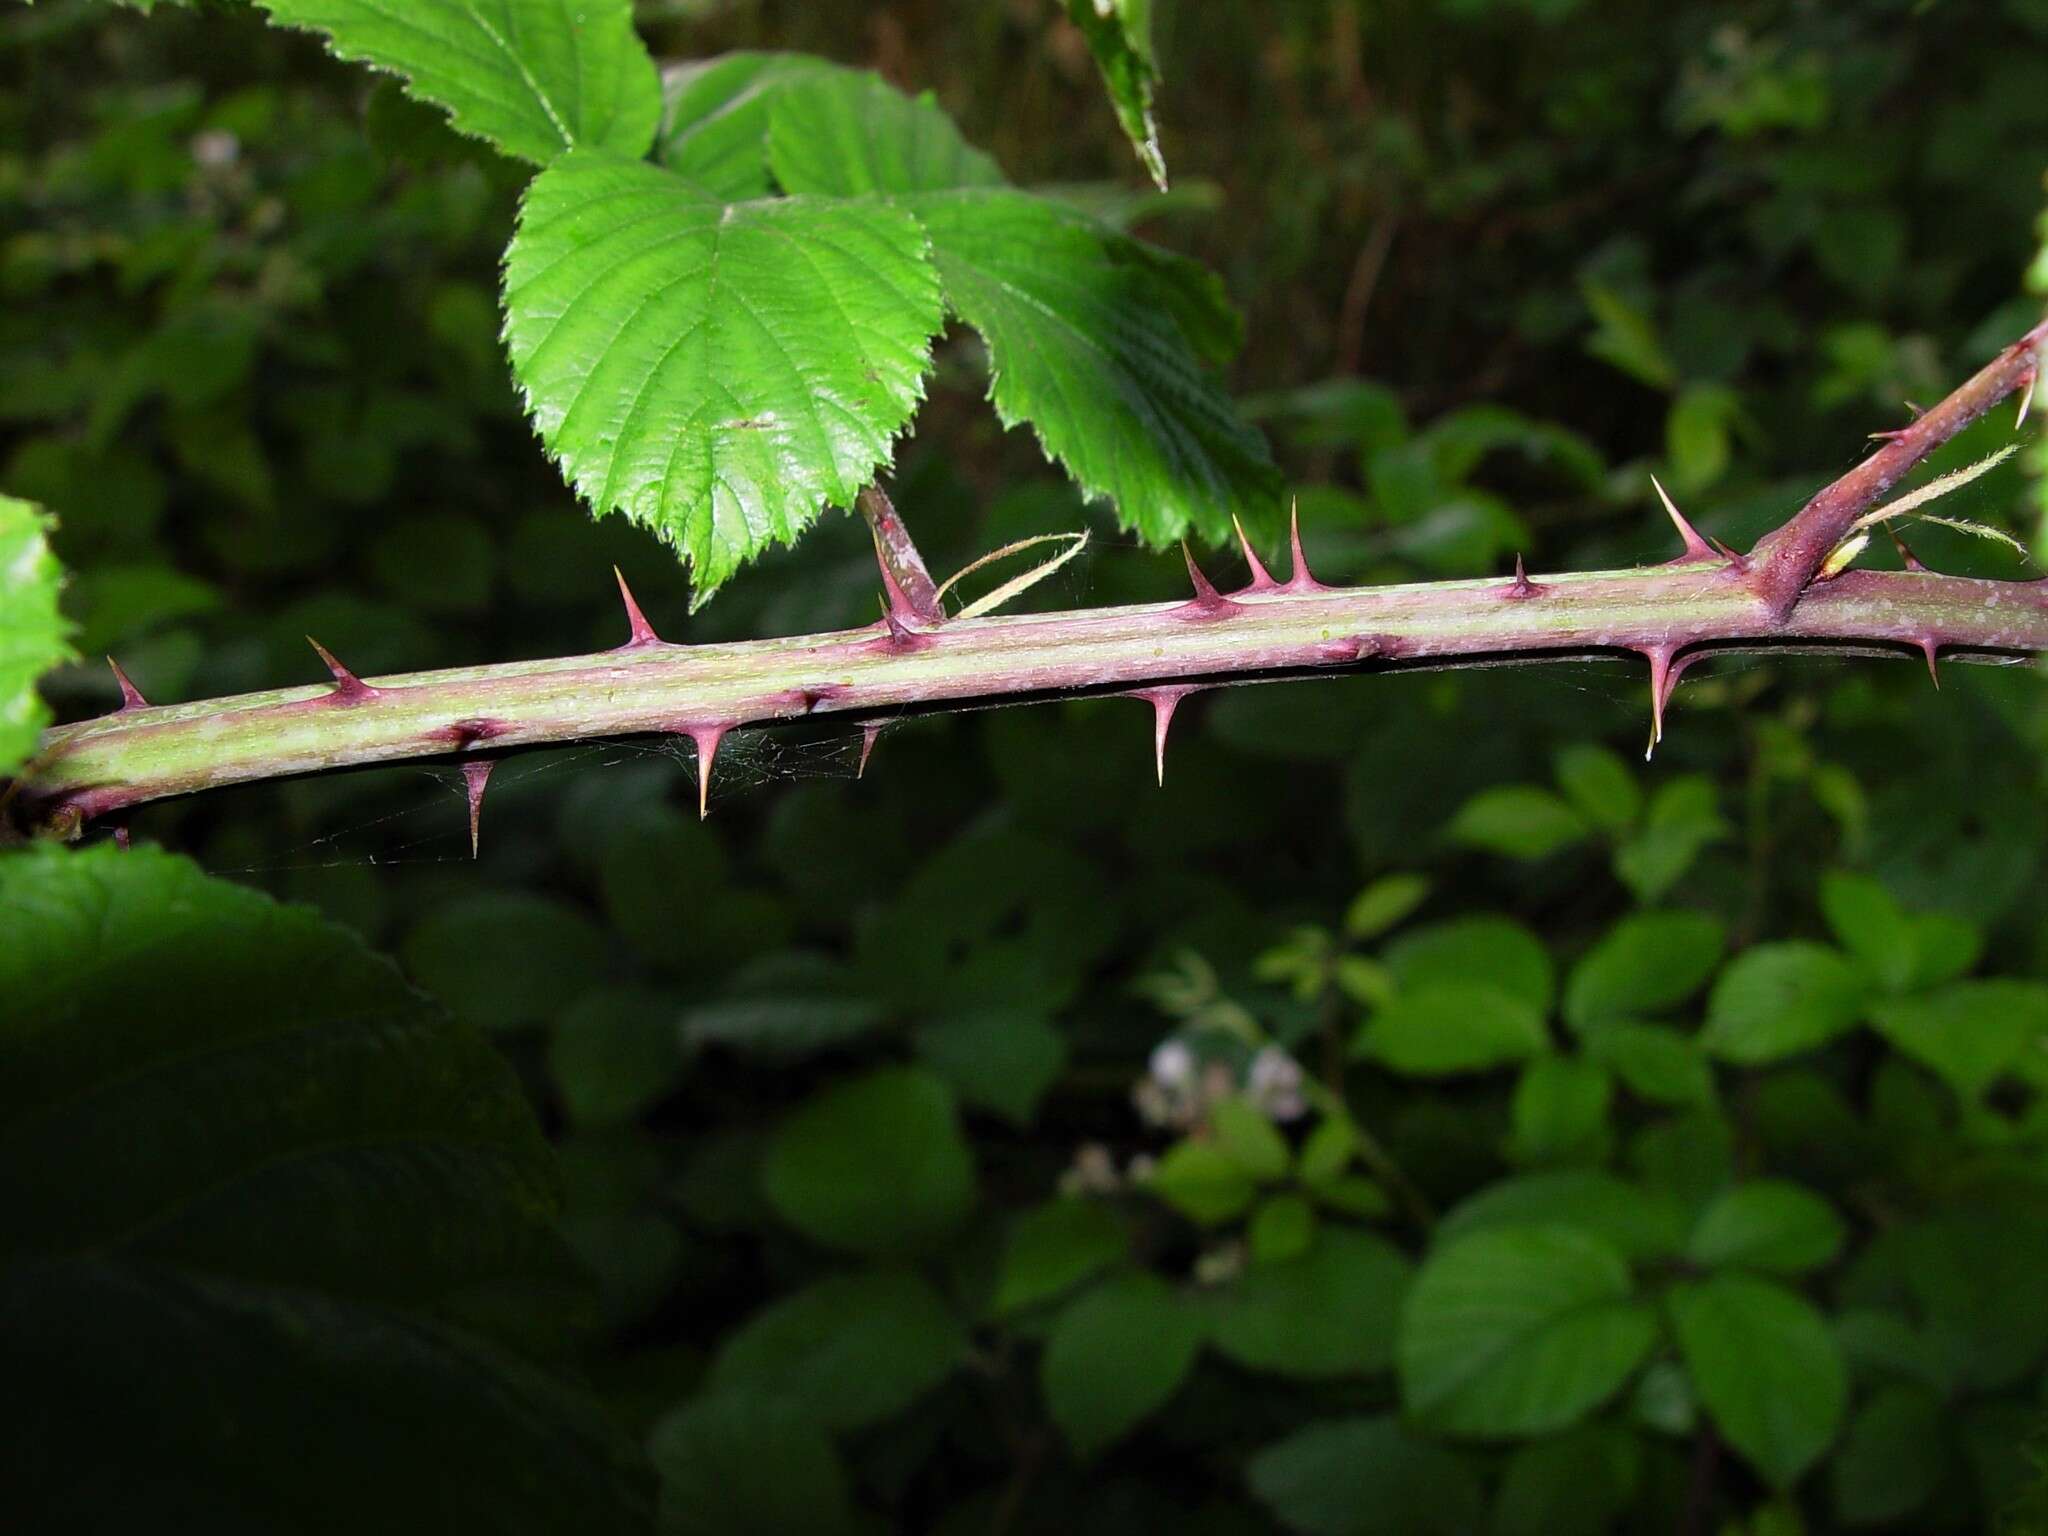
[{"left": 6, "top": 323, "right": 2046, "bottom": 839}]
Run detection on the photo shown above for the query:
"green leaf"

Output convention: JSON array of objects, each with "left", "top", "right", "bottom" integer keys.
[
  {"left": 1246, "top": 1416, "right": 1484, "bottom": 1536},
  {"left": 1344, "top": 873, "right": 1432, "bottom": 940},
  {"left": 1208, "top": 1227, "right": 1412, "bottom": 1378},
  {"left": 1552, "top": 744, "right": 1641, "bottom": 833},
  {"left": 0, "top": 845, "right": 643, "bottom": 1530},
  {"left": 765, "top": 67, "right": 1003, "bottom": 195},
  {"left": 401, "top": 890, "right": 607, "bottom": 1031},
  {"left": 1041, "top": 1271, "right": 1204, "bottom": 1456},
  {"left": 502, "top": 152, "right": 946, "bottom": 602},
  {"left": 1818, "top": 870, "right": 1917, "bottom": 991},
  {"left": 681, "top": 995, "right": 885, "bottom": 1062},
  {"left": 253, "top": 0, "right": 659, "bottom": 165},
  {"left": 991, "top": 1199, "right": 1129, "bottom": 1315},
  {"left": 1867, "top": 980, "right": 2048, "bottom": 1098},
  {"left": 1356, "top": 983, "right": 1550, "bottom": 1076},
  {"left": 1445, "top": 785, "right": 1590, "bottom": 860},
  {"left": 650, "top": 1393, "right": 855, "bottom": 1536},
  {"left": 1439, "top": 1171, "right": 1688, "bottom": 1263},
  {"left": 0, "top": 493, "right": 72, "bottom": 777},
  {"left": 1062, "top": 0, "right": 1167, "bottom": 190},
  {"left": 913, "top": 1007, "right": 1067, "bottom": 1127},
  {"left": 1493, "top": 1424, "right": 1643, "bottom": 1536},
  {"left": 1147, "top": 1136, "right": 1257, "bottom": 1225},
  {"left": 1399, "top": 1226, "right": 1656, "bottom": 1437},
  {"left": 1247, "top": 1192, "right": 1319, "bottom": 1264},
  {"left": 1581, "top": 1021, "right": 1715, "bottom": 1107},
  {"left": 1385, "top": 916, "right": 1555, "bottom": 1016},
  {"left": 1505, "top": 1056, "right": 1612, "bottom": 1166},
  {"left": 1612, "top": 776, "right": 1729, "bottom": 903},
  {"left": 656, "top": 52, "right": 836, "bottom": 199},
  {"left": 1563, "top": 910, "right": 1724, "bottom": 1030},
  {"left": 1700, "top": 943, "right": 1866, "bottom": 1065},
  {"left": 761, "top": 1067, "right": 976, "bottom": 1254},
  {"left": 897, "top": 187, "right": 1281, "bottom": 547},
  {"left": 1210, "top": 1095, "right": 1293, "bottom": 1181},
  {"left": 548, "top": 985, "right": 687, "bottom": 1127},
  {"left": 1687, "top": 1181, "right": 1846, "bottom": 1274},
  {"left": 1829, "top": 1384, "right": 1948, "bottom": 1527},
  {"left": 706, "top": 1268, "right": 964, "bottom": 1431},
  {"left": 1669, "top": 1274, "right": 1847, "bottom": 1489},
  {"left": 1581, "top": 279, "right": 1675, "bottom": 389}
]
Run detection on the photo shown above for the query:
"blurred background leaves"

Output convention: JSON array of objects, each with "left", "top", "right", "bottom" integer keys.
[{"left": 4, "top": 0, "right": 2048, "bottom": 1532}]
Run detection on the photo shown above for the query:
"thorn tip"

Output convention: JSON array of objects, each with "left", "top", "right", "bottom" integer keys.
[
  {"left": 1651, "top": 475, "right": 1717, "bottom": 563},
  {"left": 613, "top": 566, "right": 663, "bottom": 647},
  {"left": 306, "top": 637, "right": 377, "bottom": 702},
  {"left": 1283, "top": 499, "right": 1323, "bottom": 591},
  {"left": 461, "top": 759, "right": 493, "bottom": 858},
  {"left": 1232, "top": 515, "right": 1276, "bottom": 591},
  {"left": 858, "top": 722, "right": 881, "bottom": 779},
  {"left": 687, "top": 725, "right": 726, "bottom": 820},
  {"left": 106, "top": 656, "right": 149, "bottom": 711},
  {"left": 1133, "top": 687, "right": 1197, "bottom": 786}
]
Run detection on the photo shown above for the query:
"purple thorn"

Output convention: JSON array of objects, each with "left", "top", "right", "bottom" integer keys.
[
  {"left": 873, "top": 595, "right": 933, "bottom": 651},
  {"left": 877, "top": 557, "right": 939, "bottom": 628},
  {"left": 1867, "top": 427, "right": 1914, "bottom": 444},
  {"left": 858, "top": 722, "right": 881, "bottom": 779},
  {"left": 1232, "top": 516, "right": 1276, "bottom": 592},
  {"left": 2018, "top": 367, "right": 2036, "bottom": 431},
  {"left": 1177, "top": 544, "right": 1242, "bottom": 619},
  {"left": 1650, "top": 475, "right": 1718, "bottom": 563},
  {"left": 106, "top": 656, "right": 150, "bottom": 711},
  {"left": 461, "top": 759, "right": 493, "bottom": 859},
  {"left": 306, "top": 637, "right": 378, "bottom": 703},
  {"left": 1707, "top": 537, "right": 1750, "bottom": 574},
  {"left": 1886, "top": 528, "right": 1928, "bottom": 573},
  {"left": 1504, "top": 554, "right": 1542, "bottom": 599},
  {"left": 1283, "top": 499, "right": 1324, "bottom": 592},
  {"left": 686, "top": 725, "right": 726, "bottom": 820},
  {"left": 1642, "top": 644, "right": 1682, "bottom": 760},
  {"left": 613, "top": 566, "right": 663, "bottom": 648},
  {"left": 113, "top": 822, "right": 132, "bottom": 851},
  {"left": 1132, "top": 686, "right": 1199, "bottom": 786},
  {"left": 1919, "top": 637, "right": 1941, "bottom": 689}
]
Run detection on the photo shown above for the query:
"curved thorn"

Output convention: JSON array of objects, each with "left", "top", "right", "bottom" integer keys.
[
  {"left": 858, "top": 721, "right": 881, "bottom": 779},
  {"left": 1183, "top": 543, "right": 1222, "bottom": 604},
  {"left": 113, "top": 822, "right": 133, "bottom": 851},
  {"left": 305, "top": 637, "right": 377, "bottom": 702},
  {"left": 1866, "top": 427, "right": 1913, "bottom": 444},
  {"left": 1132, "top": 686, "right": 1199, "bottom": 786},
  {"left": 106, "top": 656, "right": 149, "bottom": 711},
  {"left": 613, "top": 566, "right": 662, "bottom": 647},
  {"left": 460, "top": 759, "right": 493, "bottom": 859},
  {"left": 1232, "top": 515, "right": 1276, "bottom": 591},
  {"left": 1887, "top": 528, "right": 1928, "bottom": 572},
  {"left": 1642, "top": 644, "right": 1679, "bottom": 760},
  {"left": 688, "top": 725, "right": 726, "bottom": 821},
  {"left": 2019, "top": 367, "right": 2037, "bottom": 431},
  {"left": 1283, "top": 498, "right": 1323, "bottom": 591},
  {"left": 1651, "top": 475, "right": 1717, "bottom": 562},
  {"left": 1919, "top": 637, "right": 1941, "bottom": 689}
]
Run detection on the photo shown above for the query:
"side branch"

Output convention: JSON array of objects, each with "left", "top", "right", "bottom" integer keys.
[
  {"left": 14, "top": 560, "right": 2045, "bottom": 837},
  {"left": 1746, "top": 315, "right": 2045, "bottom": 616}
]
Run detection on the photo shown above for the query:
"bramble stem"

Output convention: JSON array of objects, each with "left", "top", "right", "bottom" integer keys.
[
  {"left": 14, "top": 562, "right": 2044, "bottom": 834},
  {"left": 9, "top": 321, "right": 2046, "bottom": 837}
]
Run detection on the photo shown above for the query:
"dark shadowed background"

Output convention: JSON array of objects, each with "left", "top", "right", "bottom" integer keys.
[{"left": 5, "top": 1, "right": 2048, "bottom": 1532}]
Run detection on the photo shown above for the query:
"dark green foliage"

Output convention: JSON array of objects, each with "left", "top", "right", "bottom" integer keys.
[{"left": 3, "top": 1, "right": 2047, "bottom": 1533}]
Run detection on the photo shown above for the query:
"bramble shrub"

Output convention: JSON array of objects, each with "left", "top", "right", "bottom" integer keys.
[{"left": 4, "top": 2, "right": 2048, "bottom": 1534}]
